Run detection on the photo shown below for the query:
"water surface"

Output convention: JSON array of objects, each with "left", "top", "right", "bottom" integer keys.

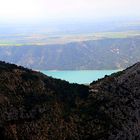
[{"left": 41, "top": 70, "right": 119, "bottom": 84}]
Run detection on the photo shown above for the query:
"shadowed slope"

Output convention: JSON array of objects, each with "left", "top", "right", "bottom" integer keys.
[{"left": 0, "top": 61, "right": 140, "bottom": 140}]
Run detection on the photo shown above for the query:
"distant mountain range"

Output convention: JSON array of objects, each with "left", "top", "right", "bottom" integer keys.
[
  {"left": 0, "top": 61, "right": 140, "bottom": 139},
  {"left": 0, "top": 36, "right": 140, "bottom": 70}
]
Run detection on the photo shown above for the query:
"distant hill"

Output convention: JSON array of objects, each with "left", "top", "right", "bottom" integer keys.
[
  {"left": 0, "top": 37, "right": 140, "bottom": 70},
  {"left": 0, "top": 61, "right": 140, "bottom": 139}
]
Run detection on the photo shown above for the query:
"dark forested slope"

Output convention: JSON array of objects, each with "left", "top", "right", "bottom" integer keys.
[{"left": 0, "top": 61, "right": 140, "bottom": 140}]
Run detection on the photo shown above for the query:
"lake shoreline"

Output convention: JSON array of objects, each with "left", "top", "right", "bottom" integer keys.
[{"left": 41, "top": 70, "right": 120, "bottom": 84}]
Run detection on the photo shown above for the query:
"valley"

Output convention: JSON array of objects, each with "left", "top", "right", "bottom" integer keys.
[{"left": 0, "top": 31, "right": 140, "bottom": 46}]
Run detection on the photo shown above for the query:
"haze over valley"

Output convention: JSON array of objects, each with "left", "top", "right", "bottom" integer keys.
[
  {"left": 1, "top": 0, "right": 140, "bottom": 139},
  {"left": 0, "top": 0, "right": 140, "bottom": 71},
  {"left": 0, "top": 19, "right": 140, "bottom": 70}
]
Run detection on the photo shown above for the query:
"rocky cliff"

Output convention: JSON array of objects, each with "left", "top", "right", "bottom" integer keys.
[{"left": 0, "top": 61, "right": 140, "bottom": 140}]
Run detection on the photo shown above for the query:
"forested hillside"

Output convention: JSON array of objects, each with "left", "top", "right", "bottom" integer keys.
[{"left": 0, "top": 61, "right": 140, "bottom": 139}]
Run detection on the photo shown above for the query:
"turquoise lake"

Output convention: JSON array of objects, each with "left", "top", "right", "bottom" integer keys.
[{"left": 41, "top": 70, "right": 120, "bottom": 84}]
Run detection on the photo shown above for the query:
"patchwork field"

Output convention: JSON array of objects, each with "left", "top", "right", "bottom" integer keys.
[{"left": 0, "top": 31, "right": 140, "bottom": 46}]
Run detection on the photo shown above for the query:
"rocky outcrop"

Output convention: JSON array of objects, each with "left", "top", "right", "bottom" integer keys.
[{"left": 0, "top": 61, "right": 140, "bottom": 140}]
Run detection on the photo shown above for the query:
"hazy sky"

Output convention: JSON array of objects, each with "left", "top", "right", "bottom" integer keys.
[{"left": 0, "top": 0, "right": 140, "bottom": 23}]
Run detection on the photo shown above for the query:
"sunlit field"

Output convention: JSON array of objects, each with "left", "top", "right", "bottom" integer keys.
[{"left": 0, "top": 31, "right": 140, "bottom": 46}]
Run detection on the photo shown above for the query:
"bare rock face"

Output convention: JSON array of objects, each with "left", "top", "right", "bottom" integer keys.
[{"left": 0, "top": 61, "right": 140, "bottom": 140}]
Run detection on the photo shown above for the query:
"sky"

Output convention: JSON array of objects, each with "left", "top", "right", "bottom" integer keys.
[{"left": 0, "top": 0, "right": 140, "bottom": 23}]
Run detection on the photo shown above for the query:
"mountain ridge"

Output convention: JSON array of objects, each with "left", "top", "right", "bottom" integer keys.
[
  {"left": 0, "top": 37, "right": 140, "bottom": 70},
  {"left": 0, "top": 61, "right": 140, "bottom": 140}
]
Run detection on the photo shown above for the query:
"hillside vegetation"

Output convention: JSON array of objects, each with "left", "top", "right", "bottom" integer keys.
[{"left": 0, "top": 61, "right": 140, "bottom": 139}]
